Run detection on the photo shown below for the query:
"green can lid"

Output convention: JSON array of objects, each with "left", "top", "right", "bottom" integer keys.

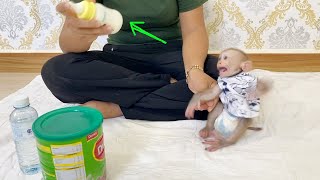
[{"left": 32, "top": 106, "right": 103, "bottom": 141}]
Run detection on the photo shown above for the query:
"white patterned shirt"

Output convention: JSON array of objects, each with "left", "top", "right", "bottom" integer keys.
[{"left": 217, "top": 72, "right": 260, "bottom": 118}]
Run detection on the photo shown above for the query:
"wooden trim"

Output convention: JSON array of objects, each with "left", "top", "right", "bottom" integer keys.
[
  {"left": 0, "top": 53, "right": 59, "bottom": 73},
  {"left": 0, "top": 53, "right": 319, "bottom": 73},
  {"left": 246, "top": 53, "right": 320, "bottom": 72}
]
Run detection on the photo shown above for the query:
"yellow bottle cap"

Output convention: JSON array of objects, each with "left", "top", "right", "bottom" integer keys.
[{"left": 78, "top": 0, "right": 96, "bottom": 20}]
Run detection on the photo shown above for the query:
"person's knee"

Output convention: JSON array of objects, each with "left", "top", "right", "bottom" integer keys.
[
  {"left": 41, "top": 53, "right": 93, "bottom": 104},
  {"left": 41, "top": 53, "right": 74, "bottom": 81},
  {"left": 41, "top": 54, "right": 76, "bottom": 99},
  {"left": 204, "top": 54, "right": 219, "bottom": 79}
]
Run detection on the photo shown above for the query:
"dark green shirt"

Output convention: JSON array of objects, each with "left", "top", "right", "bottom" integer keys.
[{"left": 72, "top": 0, "right": 207, "bottom": 44}]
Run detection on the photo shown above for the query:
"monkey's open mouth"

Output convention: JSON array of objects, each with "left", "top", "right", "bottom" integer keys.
[{"left": 218, "top": 67, "right": 227, "bottom": 73}]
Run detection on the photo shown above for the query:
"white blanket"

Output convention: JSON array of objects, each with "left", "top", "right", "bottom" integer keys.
[{"left": 1, "top": 70, "right": 320, "bottom": 180}]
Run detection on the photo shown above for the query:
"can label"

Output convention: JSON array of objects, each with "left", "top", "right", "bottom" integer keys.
[
  {"left": 36, "top": 126, "right": 106, "bottom": 180},
  {"left": 51, "top": 142, "right": 82, "bottom": 155},
  {"left": 93, "top": 135, "right": 105, "bottom": 161},
  {"left": 51, "top": 142, "right": 86, "bottom": 180},
  {"left": 87, "top": 130, "right": 98, "bottom": 141}
]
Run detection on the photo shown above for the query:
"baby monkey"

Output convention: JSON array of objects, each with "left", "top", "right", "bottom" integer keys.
[{"left": 185, "top": 48, "right": 269, "bottom": 152}]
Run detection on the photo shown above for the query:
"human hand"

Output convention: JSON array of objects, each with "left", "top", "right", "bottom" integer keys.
[
  {"left": 56, "top": 1, "right": 113, "bottom": 40},
  {"left": 202, "top": 130, "right": 231, "bottom": 152}
]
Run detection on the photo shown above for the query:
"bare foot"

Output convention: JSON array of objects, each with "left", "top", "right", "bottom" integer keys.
[
  {"left": 82, "top": 100, "right": 123, "bottom": 119},
  {"left": 199, "top": 125, "right": 214, "bottom": 139}
]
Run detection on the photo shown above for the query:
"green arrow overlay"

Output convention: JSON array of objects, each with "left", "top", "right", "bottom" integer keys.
[{"left": 130, "top": 21, "right": 167, "bottom": 44}]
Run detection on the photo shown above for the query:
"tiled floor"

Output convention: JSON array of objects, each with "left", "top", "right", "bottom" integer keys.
[{"left": 0, "top": 73, "right": 39, "bottom": 100}]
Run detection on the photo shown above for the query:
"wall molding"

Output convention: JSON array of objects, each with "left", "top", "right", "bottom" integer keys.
[{"left": 0, "top": 53, "right": 319, "bottom": 73}]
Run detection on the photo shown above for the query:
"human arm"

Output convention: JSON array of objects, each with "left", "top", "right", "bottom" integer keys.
[
  {"left": 57, "top": 0, "right": 113, "bottom": 53},
  {"left": 179, "top": 6, "right": 217, "bottom": 94}
]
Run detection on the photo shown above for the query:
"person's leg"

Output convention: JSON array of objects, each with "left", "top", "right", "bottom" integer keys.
[
  {"left": 82, "top": 100, "right": 123, "bottom": 118},
  {"left": 120, "top": 53, "right": 219, "bottom": 120},
  {"left": 41, "top": 51, "right": 172, "bottom": 110},
  {"left": 41, "top": 39, "right": 219, "bottom": 120}
]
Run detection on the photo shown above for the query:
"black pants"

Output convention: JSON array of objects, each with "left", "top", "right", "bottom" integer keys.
[{"left": 41, "top": 40, "right": 219, "bottom": 120}]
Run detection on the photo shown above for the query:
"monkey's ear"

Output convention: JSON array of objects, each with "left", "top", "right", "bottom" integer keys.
[{"left": 240, "top": 61, "right": 253, "bottom": 72}]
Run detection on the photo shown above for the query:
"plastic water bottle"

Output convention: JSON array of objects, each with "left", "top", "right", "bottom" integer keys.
[{"left": 9, "top": 95, "right": 40, "bottom": 175}]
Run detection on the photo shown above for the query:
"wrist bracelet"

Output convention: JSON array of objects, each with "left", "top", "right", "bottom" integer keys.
[{"left": 185, "top": 65, "right": 204, "bottom": 82}]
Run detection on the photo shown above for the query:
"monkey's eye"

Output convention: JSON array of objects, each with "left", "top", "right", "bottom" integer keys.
[
  {"left": 224, "top": 56, "right": 228, "bottom": 60},
  {"left": 218, "top": 57, "right": 221, "bottom": 60}
]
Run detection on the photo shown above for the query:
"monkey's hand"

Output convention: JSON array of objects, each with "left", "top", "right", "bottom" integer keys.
[
  {"left": 185, "top": 86, "right": 221, "bottom": 119},
  {"left": 202, "top": 130, "right": 233, "bottom": 152}
]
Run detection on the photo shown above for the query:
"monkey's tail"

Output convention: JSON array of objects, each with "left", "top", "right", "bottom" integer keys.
[{"left": 256, "top": 78, "right": 273, "bottom": 97}]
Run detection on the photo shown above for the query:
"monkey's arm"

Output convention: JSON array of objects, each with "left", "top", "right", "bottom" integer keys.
[
  {"left": 185, "top": 85, "right": 222, "bottom": 119},
  {"left": 197, "top": 85, "right": 222, "bottom": 102}
]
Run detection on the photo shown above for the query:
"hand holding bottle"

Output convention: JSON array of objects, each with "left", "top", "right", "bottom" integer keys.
[{"left": 57, "top": 1, "right": 113, "bottom": 38}]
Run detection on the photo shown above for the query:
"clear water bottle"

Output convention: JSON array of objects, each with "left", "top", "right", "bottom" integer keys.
[{"left": 9, "top": 95, "right": 40, "bottom": 175}]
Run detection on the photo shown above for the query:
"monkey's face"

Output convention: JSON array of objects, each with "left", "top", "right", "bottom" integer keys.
[{"left": 217, "top": 50, "right": 244, "bottom": 78}]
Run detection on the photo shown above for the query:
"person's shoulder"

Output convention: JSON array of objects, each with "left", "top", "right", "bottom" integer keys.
[{"left": 177, "top": 0, "right": 208, "bottom": 13}]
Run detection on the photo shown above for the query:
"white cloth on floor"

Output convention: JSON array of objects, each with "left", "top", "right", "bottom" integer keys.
[{"left": 1, "top": 70, "right": 320, "bottom": 180}]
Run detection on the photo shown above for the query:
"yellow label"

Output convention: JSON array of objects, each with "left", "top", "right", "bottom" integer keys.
[
  {"left": 37, "top": 143, "right": 51, "bottom": 153},
  {"left": 43, "top": 170, "right": 56, "bottom": 178}
]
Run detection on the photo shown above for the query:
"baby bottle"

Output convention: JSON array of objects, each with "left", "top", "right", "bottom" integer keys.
[{"left": 70, "top": 0, "right": 123, "bottom": 34}]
